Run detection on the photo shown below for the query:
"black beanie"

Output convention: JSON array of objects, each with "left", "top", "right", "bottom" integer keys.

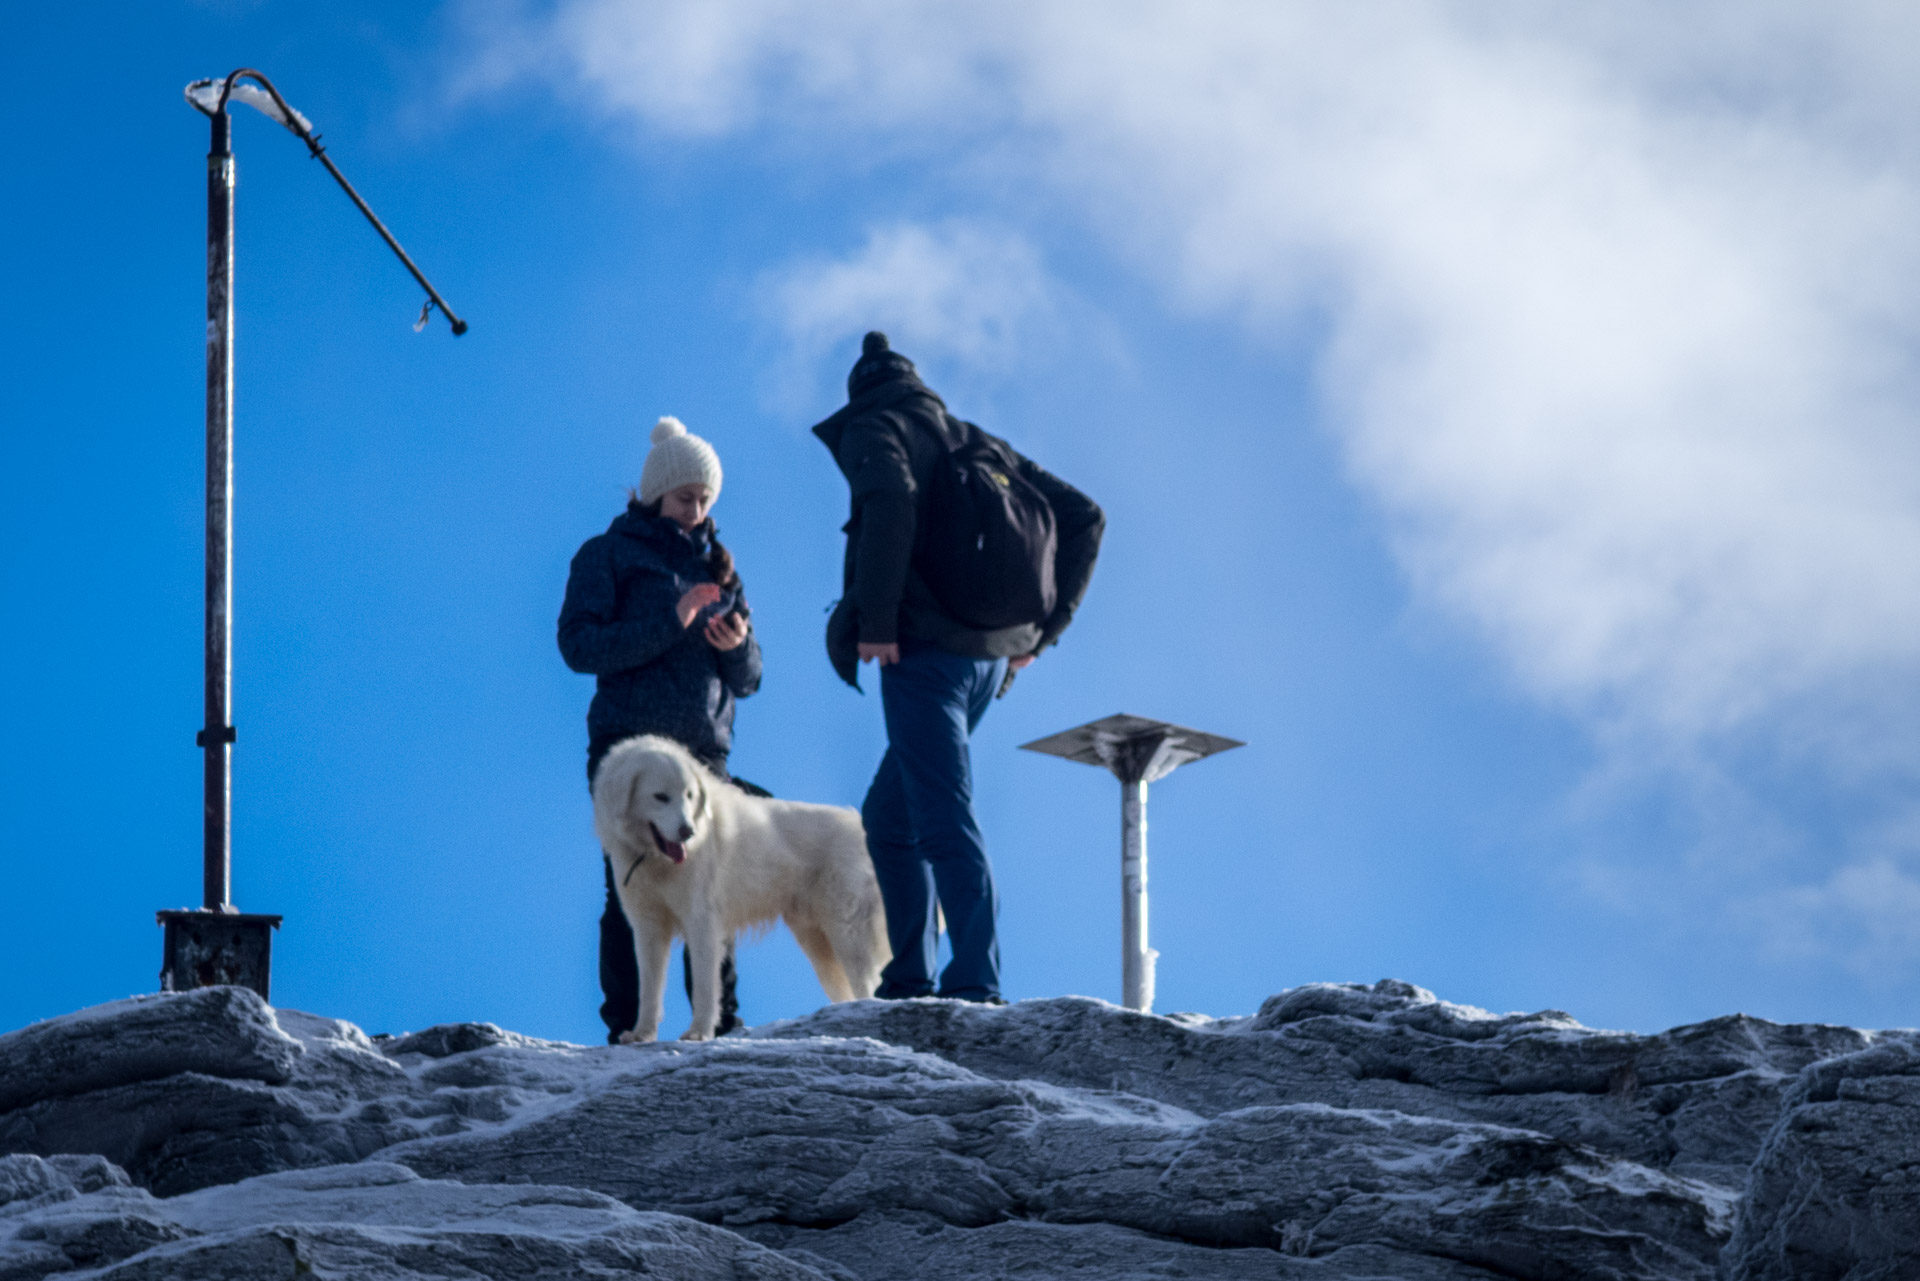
[{"left": 846, "top": 331, "right": 917, "bottom": 399}]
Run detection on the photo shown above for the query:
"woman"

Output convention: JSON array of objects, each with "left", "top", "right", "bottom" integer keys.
[{"left": 558, "top": 416, "right": 762, "bottom": 1043}]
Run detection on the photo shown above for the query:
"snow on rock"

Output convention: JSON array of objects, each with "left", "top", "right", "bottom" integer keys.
[
  {"left": 387, "top": 1039, "right": 1730, "bottom": 1279},
  {"left": 0, "top": 997, "right": 417, "bottom": 1197},
  {"left": 0, "top": 980, "right": 1906, "bottom": 1279},
  {"left": 0, "top": 988, "right": 299, "bottom": 1115},
  {"left": 750, "top": 979, "right": 1869, "bottom": 1188},
  {"left": 742, "top": 1215, "right": 1497, "bottom": 1280},
  {"left": 0, "top": 1156, "right": 830, "bottom": 1279},
  {"left": 1721, "top": 1032, "right": 1920, "bottom": 1280}
]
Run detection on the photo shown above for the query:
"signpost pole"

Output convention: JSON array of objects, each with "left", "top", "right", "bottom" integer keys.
[
  {"left": 201, "top": 104, "right": 236, "bottom": 912},
  {"left": 161, "top": 69, "right": 466, "bottom": 1000},
  {"left": 1020, "top": 714, "right": 1244, "bottom": 1015},
  {"left": 1120, "top": 776, "right": 1153, "bottom": 1011}
]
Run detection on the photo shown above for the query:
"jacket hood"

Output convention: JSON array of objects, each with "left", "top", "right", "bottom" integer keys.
[
  {"left": 610, "top": 504, "right": 709, "bottom": 552},
  {"left": 810, "top": 373, "right": 946, "bottom": 456}
]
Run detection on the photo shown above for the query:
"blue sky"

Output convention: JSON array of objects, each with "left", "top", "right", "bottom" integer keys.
[{"left": 7, "top": 2, "right": 1920, "bottom": 1043}]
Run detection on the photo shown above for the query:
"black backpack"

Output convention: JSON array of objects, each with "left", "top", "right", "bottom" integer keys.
[{"left": 915, "top": 419, "right": 1058, "bottom": 631}]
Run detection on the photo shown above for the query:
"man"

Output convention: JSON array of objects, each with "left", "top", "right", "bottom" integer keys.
[{"left": 812, "top": 332, "right": 1104, "bottom": 1003}]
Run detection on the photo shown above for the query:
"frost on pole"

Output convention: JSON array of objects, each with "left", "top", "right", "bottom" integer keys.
[
  {"left": 184, "top": 80, "right": 311, "bottom": 133},
  {"left": 1021, "top": 714, "right": 1244, "bottom": 1013}
]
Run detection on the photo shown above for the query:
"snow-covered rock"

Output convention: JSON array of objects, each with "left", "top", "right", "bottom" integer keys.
[
  {"left": 751, "top": 980, "right": 1871, "bottom": 1188},
  {"left": 0, "top": 981, "right": 1907, "bottom": 1279},
  {"left": 0, "top": 1155, "right": 829, "bottom": 1279},
  {"left": 1721, "top": 1033, "right": 1920, "bottom": 1280}
]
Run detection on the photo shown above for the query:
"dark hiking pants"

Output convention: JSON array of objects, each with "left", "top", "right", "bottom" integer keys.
[
  {"left": 589, "top": 738, "right": 766, "bottom": 1043},
  {"left": 862, "top": 640, "right": 1007, "bottom": 1001}
]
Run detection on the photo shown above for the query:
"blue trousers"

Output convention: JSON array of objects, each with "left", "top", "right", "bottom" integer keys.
[{"left": 862, "top": 641, "right": 1006, "bottom": 1001}]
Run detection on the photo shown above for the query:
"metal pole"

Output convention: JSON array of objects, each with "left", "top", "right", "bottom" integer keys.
[
  {"left": 1121, "top": 777, "right": 1156, "bottom": 1011},
  {"left": 200, "top": 107, "right": 235, "bottom": 911},
  {"left": 1021, "top": 715, "right": 1243, "bottom": 1015},
  {"left": 299, "top": 141, "right": 468, "bottom": 335}
]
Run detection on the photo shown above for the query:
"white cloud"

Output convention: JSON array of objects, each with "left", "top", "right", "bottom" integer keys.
[
  {"left": 755, "top": 221, "right": 1059, "bottom": 408},
  {"left": 474, "top": 0, "right": 1920, "bottom": 932}
]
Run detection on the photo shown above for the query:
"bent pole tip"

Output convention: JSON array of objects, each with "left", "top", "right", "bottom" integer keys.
[{"left": 186, "top": 67, "right": 469, "bottom": 337}]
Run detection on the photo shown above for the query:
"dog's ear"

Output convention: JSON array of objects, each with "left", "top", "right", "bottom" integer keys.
[
  {"left": 694, "top": 770, "right": 712, "bottom": 825},
  {"left": 625, "top": 767, "right": 648, "bottom": 818}
]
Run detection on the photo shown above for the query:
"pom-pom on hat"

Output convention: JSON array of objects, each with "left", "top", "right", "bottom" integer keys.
[
  {"left": 847, "top": 330, "right": 918, "bottom": 399},
  {"left": 639, "top": 416, "right": 723, "bottom": 505}
]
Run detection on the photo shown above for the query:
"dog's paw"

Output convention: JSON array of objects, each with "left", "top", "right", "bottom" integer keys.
[
  {"left": 618, "top": 1028, "right": 658, "bottom": 1045},
  {"left": 679, "top": 1027, "right": 715, "bottom": 1042}
]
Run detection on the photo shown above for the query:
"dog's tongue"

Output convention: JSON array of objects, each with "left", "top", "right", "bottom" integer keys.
[{"left": 651, "top": 823, "right": 687, "bottom": 865}]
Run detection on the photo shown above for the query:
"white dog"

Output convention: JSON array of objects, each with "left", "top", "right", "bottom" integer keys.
[{"left": 592, "top": 735, "right": 890, "bottom": 1042}]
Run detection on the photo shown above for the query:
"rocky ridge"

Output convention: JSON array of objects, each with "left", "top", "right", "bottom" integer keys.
[{"left": 1, "top": 981, "right": 1914, "bottom": 1279}]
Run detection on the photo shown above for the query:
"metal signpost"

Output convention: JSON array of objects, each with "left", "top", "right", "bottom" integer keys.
[
  {"left": 1021, "top": 714, "right": 1243, "bottom": 1013},
  {"left": 159, "top": 69, "right": 466, "bottom": 1001}
]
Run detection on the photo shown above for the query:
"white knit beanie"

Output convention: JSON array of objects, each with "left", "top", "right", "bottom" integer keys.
[{"left": 638, "top": 416, "right": 723, "bottom": 504}]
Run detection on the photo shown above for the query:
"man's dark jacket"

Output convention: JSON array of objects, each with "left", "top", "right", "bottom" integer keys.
[
  {"left": 558, "top": 505, "right": 762, "bottom": 761},
  {"left": 811, "top": 354, "right": 1104, "bottom": 688}
]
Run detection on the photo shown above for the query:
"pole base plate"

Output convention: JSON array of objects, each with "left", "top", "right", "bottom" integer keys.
[{"left": 157, "top": 909, "right": 283, "bottom": 1001}]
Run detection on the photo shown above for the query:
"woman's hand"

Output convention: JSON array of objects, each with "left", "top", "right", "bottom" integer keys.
[
  {"left": 704, "top": 611, "right": 749, "bottom": 652},
  {"left": 676, "top": 583, "right": 723, "bottom": 629}
]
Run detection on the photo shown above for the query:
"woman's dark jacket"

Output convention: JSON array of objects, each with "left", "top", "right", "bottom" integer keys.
[
  {"left": 557, "top": 505, "right": 761, "bottom": 761},
  {"left": 811, "top": 366, "right": 1105, "bottom": 688}
]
